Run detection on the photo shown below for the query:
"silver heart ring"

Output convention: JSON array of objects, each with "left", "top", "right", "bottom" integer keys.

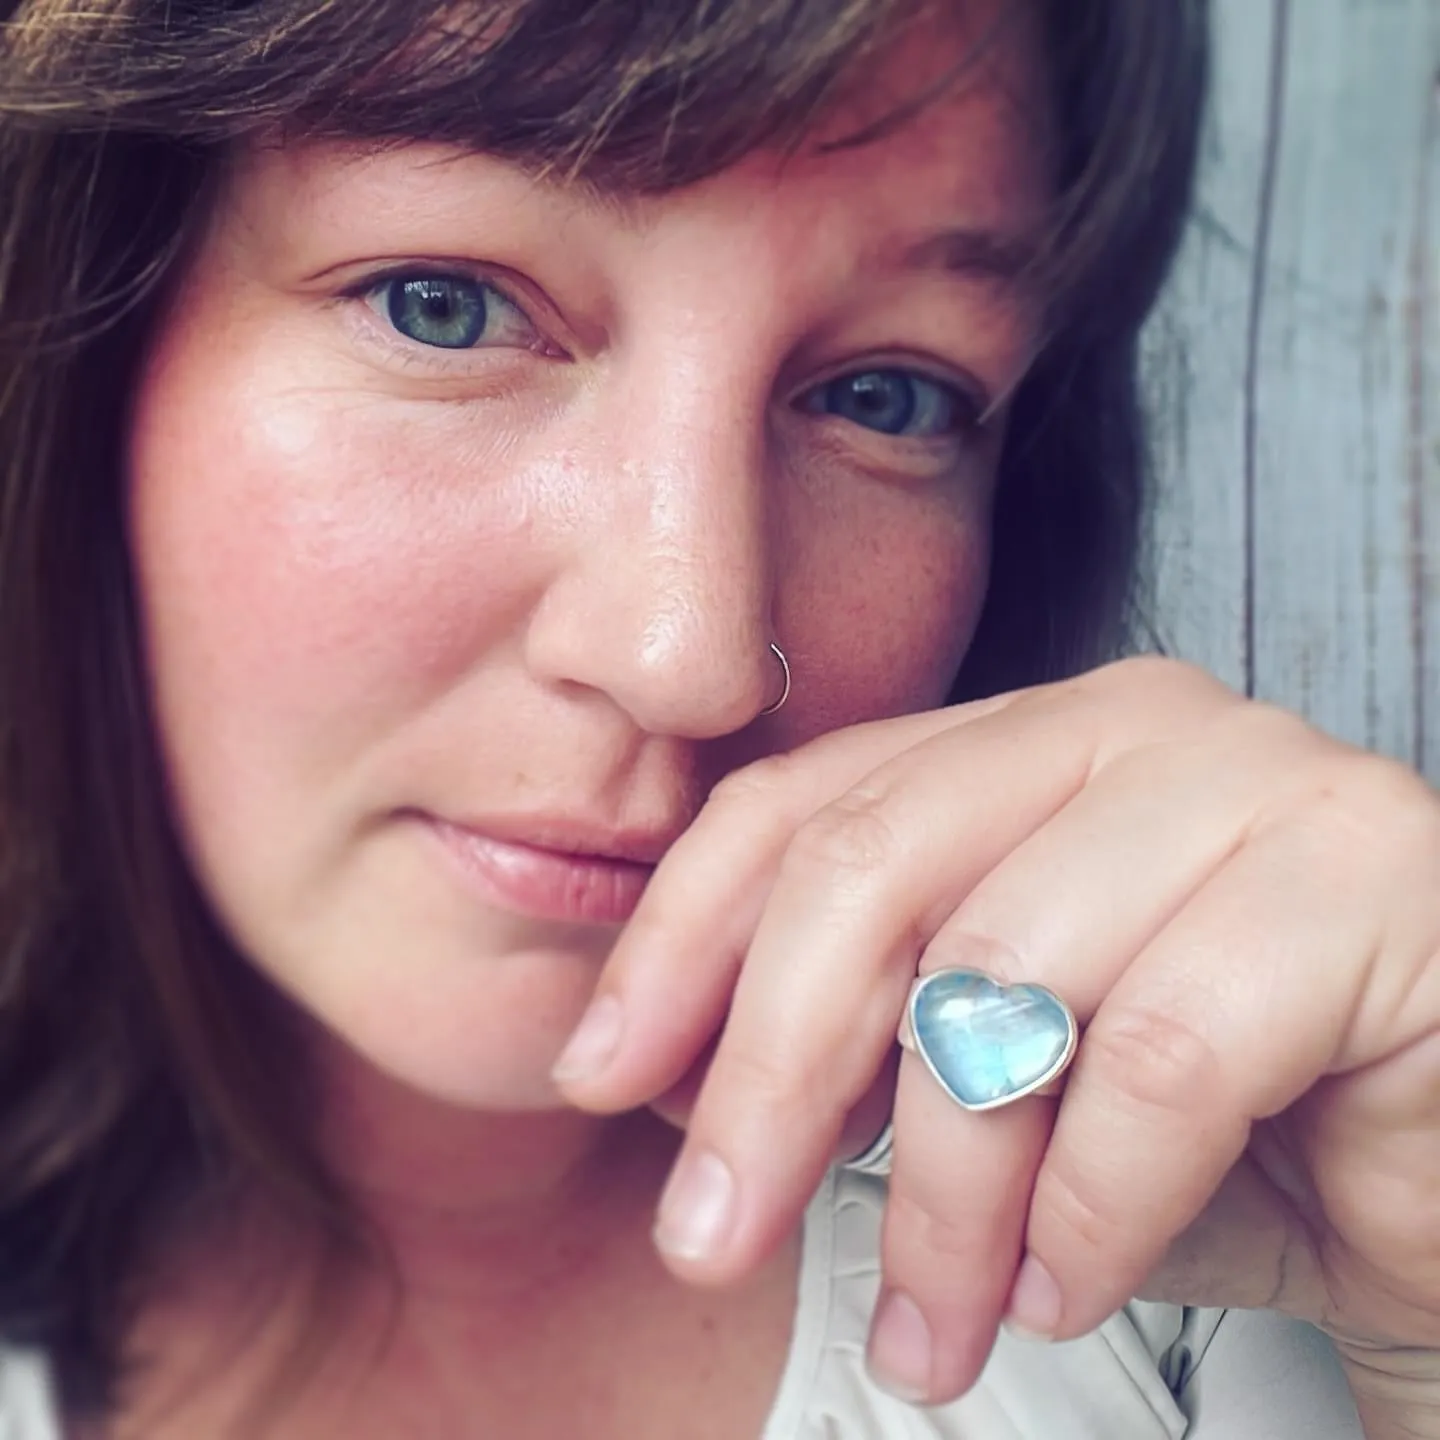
[{"left": 897, "top": 968, "right": 1079, "bottom": 1112}]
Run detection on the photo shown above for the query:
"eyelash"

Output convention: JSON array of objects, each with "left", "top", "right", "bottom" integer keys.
[
  {"left": 345, "top": 267, "right": 993, "bottom": 442},
  {"left": 798, "top": 369, "right": 989, "bottom": 444},
  {"left": 342, "top": 268, "right": 560, "bottom": 370}
]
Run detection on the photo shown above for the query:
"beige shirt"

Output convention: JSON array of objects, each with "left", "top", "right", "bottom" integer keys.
[
  {"left": 766, "top": 1169, "right": 1363, "bottom": 1437},
  {"left": 0, "top": 1169, "right": 1366, "bottom": 1438}
]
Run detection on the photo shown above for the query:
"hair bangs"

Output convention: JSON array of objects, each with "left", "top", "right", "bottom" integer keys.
[
  {"left": 0, "top": 0, "right": 1206, "bottom": 334},
  {"left": 3, "top": 0, "right": 915, "bottom": 189},
  {"left": 0, "top": 0, "right": 1211, "bottom": 1417}
]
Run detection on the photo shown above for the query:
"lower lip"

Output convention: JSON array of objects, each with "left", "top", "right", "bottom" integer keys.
[{"left": 423, "top": 818, "right": 654, "bottom": 926}]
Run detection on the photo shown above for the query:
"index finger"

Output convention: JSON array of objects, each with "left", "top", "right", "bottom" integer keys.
[
  {"left": 553, "top": 695, "right": 1020, "bottom": 1110},
  {"left": 645, "top": 695, "right": 1100, "bottom": 1284}
]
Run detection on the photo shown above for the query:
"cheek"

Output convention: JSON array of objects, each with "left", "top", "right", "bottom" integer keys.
[
  {"left": 124, "top": 302, "right": 553, "bottom": 872},
  {"left": 787, "top": 481, "right": 992, "bottom": 735},
  {"left": 131, "top": 341, "right": 520, "bottom": 728}
]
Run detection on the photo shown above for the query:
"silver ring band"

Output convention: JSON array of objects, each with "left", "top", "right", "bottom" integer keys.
[{"left": 842, "top": 1121, "right": 894, "bottom": 1177}]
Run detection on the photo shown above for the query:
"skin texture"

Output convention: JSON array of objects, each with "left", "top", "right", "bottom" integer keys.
[
  {"left": 123, "top": 7, "right": 1057, "bottom": 1431},
  {"left": 128, "top": 67, "right": 1045, "bottom": 1118},
  {"left": 127, "top": 5, "right": 1440, "bottom": 1433},
  {"left": 570, "top": 663, "right": 1440, "bottom": 1409}
]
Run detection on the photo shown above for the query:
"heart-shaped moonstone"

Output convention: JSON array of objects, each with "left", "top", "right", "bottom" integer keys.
[{"left": 909, "top": 969, "right": 1076, "bottom": 1110}]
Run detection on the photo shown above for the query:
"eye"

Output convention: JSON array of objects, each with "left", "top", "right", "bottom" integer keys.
[
  {"left": 367, "top": 274, "right": 537, "bottom": 351},
  {"left": 802, "top": 368, "right": 980, "bottom": 440}
]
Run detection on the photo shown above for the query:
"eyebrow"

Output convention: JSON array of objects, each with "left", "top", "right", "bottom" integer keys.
[
  {"left": 520, "top": 156, "right": 1043, "bottom": 275},
  {"left": 509, "top": 158, "right": 646, "bottom": 224},
  {"left": 900, "top": 226, "right": 1042, "bottom": 286},
  {"left": 500, "top": 153, "right": 1044, "bottom": 289}
]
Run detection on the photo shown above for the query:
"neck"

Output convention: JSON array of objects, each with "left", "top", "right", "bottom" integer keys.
[
  {"left": 120, "top": 1045, "right": 794, "bottom": 1440},
  {"left": 308, "top": 1036, "right": 678, "bottom": 1303}
]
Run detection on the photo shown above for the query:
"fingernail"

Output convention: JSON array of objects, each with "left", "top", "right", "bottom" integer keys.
[
  {"left": 866, "top": 1289, "right": 933, "bottom": 1403},
  {"left": 654, "top": 1150, "right": 735, "bottom": 1262},
  {"left": 550, "top": 994, "right": 623, "bottom": 1085},
  {"left": 1004, "top": 1254, "right": 1061, "bottom": 1341}
]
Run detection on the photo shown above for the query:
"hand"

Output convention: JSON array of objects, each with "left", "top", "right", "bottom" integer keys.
[{"left": 552, "top": 656, "right": 1440, "bottom": 1405}]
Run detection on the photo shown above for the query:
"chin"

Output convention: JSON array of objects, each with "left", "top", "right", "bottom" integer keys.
[
  {"left": 302, "top": 971, "right": 590, "bottom": 1115},
  {"left": 302, "top": 931, "right": 603, "bottom": 1111},
  {"left": 218, "top": 827, "right": 617, "bottom": 1112}
]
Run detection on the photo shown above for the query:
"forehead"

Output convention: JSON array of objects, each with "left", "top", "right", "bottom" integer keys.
[
  {"left": 814, "top": 0, "right": 1051, "bottom": 179},
  {"left": 714, "top": 8, "right": 1052, "bottom": 256},
  {"left": 598, "top": 0, "right": 1052, "bottom": 213},
  {"left": 226, "top": 2, "right": 1050, "bottom": 282}
]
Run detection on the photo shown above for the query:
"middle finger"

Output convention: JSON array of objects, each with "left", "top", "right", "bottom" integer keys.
[{"left": 649, "top": 696, "right": 1103, "bottom": 1283}]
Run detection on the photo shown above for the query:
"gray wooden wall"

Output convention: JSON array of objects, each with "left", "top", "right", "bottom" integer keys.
[{"left": 1142, "top": 0, "right": 1439, "bottom": 780}]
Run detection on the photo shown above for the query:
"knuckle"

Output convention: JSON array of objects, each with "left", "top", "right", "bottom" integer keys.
[
  {"left": 1215, "top": 696, "right": 1315, "bottom": 753},
  {"left": 715, "top": 1037, "right": 842, "bottom": 1121},
  {"left": 1083, "top": 1005, "right": 1222, "bottom": 1120},
  {"left": 1270, "top": 750, "right": 1440, "bottom": 882},
  {"left": 1096, "top": 654, "right": 1226, "bottom": 705},
  {"left": 1035, "top": 1154, "right": 1127, "bottom": 1261},
  {"left": 1102, "top": 653, "right": 1186, "bottom": 688},
  {"left": 1201, "top": 709, "right": 1437, "bottom": 874},
  {"left": 884, "top": 1185, "right": 986, "bottom": 1266},
  {"left": 706, "top": 752, "right": 797, "bottom": 813},
  {"left": 1315, "top": 751, "right": 1438, "bottom": 848},
  {"left": 785, "top": 789, "right": 904, "bottom": 887},
  {"left": 1040, "top": 656, "right": 1242, "bottom": 767}
]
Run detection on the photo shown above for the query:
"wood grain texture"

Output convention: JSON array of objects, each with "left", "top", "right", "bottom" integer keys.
[
  {"left": 1141, "top": 0, "right": 1276, "bottom": 692},
  {"left": 1143, "top": 0, "right": 1440, "bottom": 778},
  {"left": 1419, "top": 34, "right": 1440, "bottom": 780}
]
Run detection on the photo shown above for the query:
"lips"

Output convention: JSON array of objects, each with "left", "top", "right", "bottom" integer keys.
[{"left": 420, "top": 813, "right": 673, "bottom": 925}]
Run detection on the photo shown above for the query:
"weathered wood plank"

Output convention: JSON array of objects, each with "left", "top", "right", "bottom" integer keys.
[
  {"left": 1146, "top": 0, "right": 1440, "bottom": 779},
  {"left": 1419, "top": 54, "right": 1439, "bottom": 781},
  {"left": 1142, "top": 0, "right": 1278, "bottom": 694},
  {"left": 1249, "top": 0, "right": 1438, "bottom": 766}
]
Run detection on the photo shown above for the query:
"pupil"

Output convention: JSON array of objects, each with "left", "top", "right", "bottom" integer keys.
[
  {"left": 846, "top": 372, "right": 913, "bottom": 433},
  {"left": 389, "top": 278, "right": 485, "bottom": 348}
]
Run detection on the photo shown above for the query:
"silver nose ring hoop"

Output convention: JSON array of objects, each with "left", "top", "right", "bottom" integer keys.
[{"left": 759, "top": 642, "right": 791, "bottom": 716}]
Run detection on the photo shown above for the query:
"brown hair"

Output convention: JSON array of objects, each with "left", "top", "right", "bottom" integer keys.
[{"left": 0, "top": 0, "right": 1208, "bottom": 1419}]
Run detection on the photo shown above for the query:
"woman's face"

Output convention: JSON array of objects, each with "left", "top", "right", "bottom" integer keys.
[{"left": 127, "top": 9, "right": 1050, "bottom": 1109}]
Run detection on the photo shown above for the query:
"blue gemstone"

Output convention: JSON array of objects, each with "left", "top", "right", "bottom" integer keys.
[{"left": 911, "top": 970, "right": 1073, "bottom": 1109}]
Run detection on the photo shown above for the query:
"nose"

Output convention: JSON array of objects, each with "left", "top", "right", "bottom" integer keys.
[{"left": 523, "top": 357, "right": 780, "bottom": 739}]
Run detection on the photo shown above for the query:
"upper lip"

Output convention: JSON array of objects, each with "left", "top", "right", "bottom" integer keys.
[{"left": 421, "top": 810, "right": 689, "bottom": 867}]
